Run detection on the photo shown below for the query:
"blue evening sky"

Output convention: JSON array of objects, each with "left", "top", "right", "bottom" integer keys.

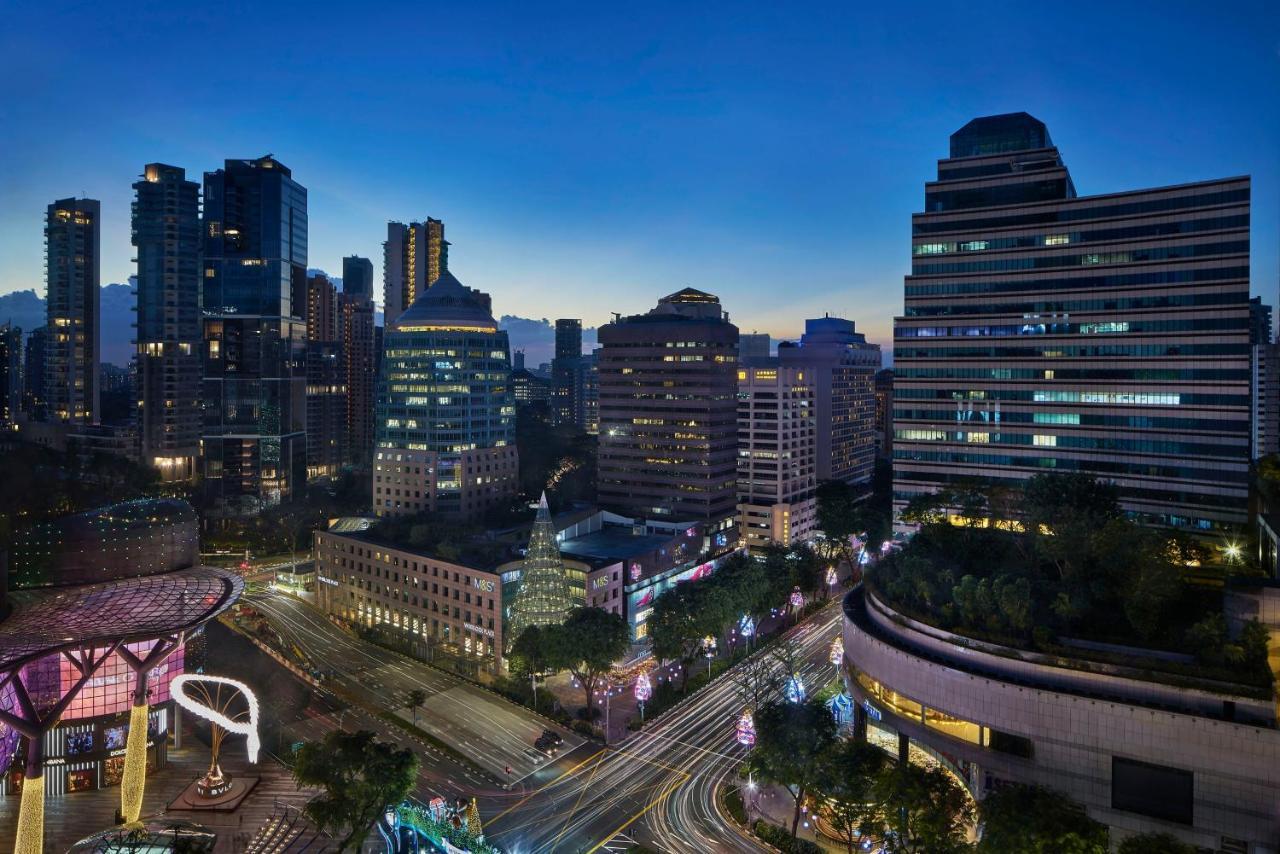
[{"left": 1, "top": 1, "right": 1276, "bottom": 347}]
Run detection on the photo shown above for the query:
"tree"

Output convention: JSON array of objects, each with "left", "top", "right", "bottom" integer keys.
[
  {"left": 291, "top": 729, "right": 419, "bottom": 853},
  {"left": 732, "top": 651, "right": 779, "bottom": 711},
  {"left": 649, "top": 587, "right": 705, "bottom": 691},
  {"left": 815, "top": 738, "right": 887, "bottom": 854},
  {"left": 405, "top": 688, "right": 427, "bottom": 726},
  {"left": 1022, "top": 472, "right": 1122, "bottom": 582},
  {"left": 977, "top": 783, "right": 1107, "bottom": 854},
  {"left": 817, "top": 480, "right": 890, "bottom": 568},
  {"left": 747, "top": 698, "right": 838, "bottom": 838},
  {"left": 508, "top": 625, "right": 550, "bottom": 679},
  {"left": 544, "top": 607, "right": 629, "bottom": 717},
  {"left": 1117, "top": 832, "right": 1197, "bottom": 854},
  {"left": 859, "top": 763, "right": 974, "bottom": 854}
]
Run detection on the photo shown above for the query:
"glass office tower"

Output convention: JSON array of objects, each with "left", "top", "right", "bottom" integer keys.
[
  {"left": 133, "top": 164, "right": 202, "bottom": 481},
  {"left": 893, "top": 113, "right": 1250, "bottom": 534},
  {"left": 200, "top": 156, "right": 308, "bottom": 509}
]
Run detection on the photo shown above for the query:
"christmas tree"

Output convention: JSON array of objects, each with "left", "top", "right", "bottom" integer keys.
[
  {"left": 464, "top": 797, "right": 484, "bottom": 840},
  {"left": 507, "top": 492, "right": 574, "bottom": 647}
]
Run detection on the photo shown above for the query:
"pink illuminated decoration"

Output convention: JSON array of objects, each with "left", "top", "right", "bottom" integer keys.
[
  {"left": 634, "top": 672, "right": 652, "bottom": 703},
  {"left": 636, "top": 588, "right": 654, "bottom": 609},
  {"left": 630, "top": 562, "right": 642, "bottom": 581},
  {"left": 825, "top": 566, "right": 838, "bottom": 587},
  {"left": 688, "top": 562, "right": 714, "bottom": 582},
  {"left": 58, "top": 640, "right": 184, "bottom": 721},
  {"left": 789, "top": 586, "right": 804, "bottom": 609},
  {"left": 736, "top": 708, "right": 755, "bottom": 747}
]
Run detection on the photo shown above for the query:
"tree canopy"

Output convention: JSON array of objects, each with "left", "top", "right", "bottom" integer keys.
[
  {"left": 1117, "top": 832, "right": 1198, "bottom": 854},
  {"left": 292, "top": 729, "right": 419, "bottom": 853},
  {"left": 538, "top": 607, "right": 629, "bottom": 716},
  {"left": 859, "top": 763, "right": 974, "bottom": 854},
  {"left": 748, "top": 698, "right": 839, "bottom": 838},
  {"left": 977, "top": 783, "right": 1107, "bottom": 854}
]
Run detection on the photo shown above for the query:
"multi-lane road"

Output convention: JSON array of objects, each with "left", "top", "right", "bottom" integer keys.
[{"left": 248, "top": 590, "right": 845, "bottom": 852}]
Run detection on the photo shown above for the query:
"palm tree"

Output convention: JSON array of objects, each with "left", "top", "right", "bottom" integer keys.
[{"left": 406, "top": 688, "right": 427, "bottom": 726}]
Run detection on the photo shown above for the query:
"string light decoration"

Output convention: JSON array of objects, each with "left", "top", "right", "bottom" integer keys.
[
  {"left": 736, "top": 708, "right": 756, "bottom": 747},
  {"left": 119, "top": 703, "right": 151, "bottom": 823},
  {"left": 739, "top": 614, "right": 755, "bottom": 638},
  {"left": 789, "top": 586, "right": 804, "bottom": 610},
  {"left": 507, "top": 492, "right": 574, "bottom": 645},
  {"left": 785, "top": 674, "right": 806, "bottom": 704},
  {"left": 171, "top": 674, "right": 260, "bottom": 799},
  {"left": 14, "top": 779, "right": 44, "bottom": 854},
  {"left": 829, "top": 636, "right": 844, "bottom": 666},
  {"left": 825, "top": 566, "right": 838, "bottom": 588},
  {"left": 634, "top": 672, "right": 652, "bottom": 703}
]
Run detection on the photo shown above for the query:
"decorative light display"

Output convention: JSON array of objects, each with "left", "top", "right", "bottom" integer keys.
[
  {"left": 825, "top": 566, "right": 838, "bottom": 588},
  {"left": 789, "top": 586, "right": 804, "bottom": 609},
  {"left": 736, "top": 708, "right": 756, "bottom": 747},
  {"left": 784, "top": 674, "right": 806, "bottom": 704},
  {"left": 507, "top": 493, "right": 574, "bottom": 644},
  {"left": 829, "top": 636, "right": 844, "bottom": 665},
  {"left": 170, "top": 674, "right": 261, "bottom": 762},
  {"left": 634, "top": 672, "right": 652, "bottom": 703},
  {"left": 14, "top": 780, "right": 44, "bottom": 854},
  {"left": 120, "top": 703, "right": 151, "bottom": 822},
  {"left": 739, "top": 614, "right": 755, "bottom": 638}
]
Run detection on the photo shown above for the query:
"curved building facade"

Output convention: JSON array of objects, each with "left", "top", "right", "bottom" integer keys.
[
  {"left": 842, "top": 585, "right": 1280, "bottom": 852},
  {"left": 373, "top": 270, "right": 517, "bottom": 519}
]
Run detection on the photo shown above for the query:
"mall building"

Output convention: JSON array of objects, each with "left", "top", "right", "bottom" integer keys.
[{"left": 842, "top": 584, "right": 1280, "bottom": 852}]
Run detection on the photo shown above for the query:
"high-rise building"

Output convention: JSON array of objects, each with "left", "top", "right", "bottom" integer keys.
[
  {"left": 45, "top": 198, "right": 101, "bottom": 424},
  {"left": 339, "top": 289, "right": 376, "bottom": 466},
  {"left": 778, "top": 316, "right": 880, "bottom": 486},
  {"left": 201, "top": 155, "right": 308, "bottom": 509},
  {"left": 894, "top": 113, "right": 1250, "bottom": 533},
  {"left": 737, "top": 361, "right": 817, "bottom": 551},
  {"left": 738, "top": 333, "right": 771, "bottom": 361},
  {"left": 512, "top": 367, "right": 552, "bottom": 413},
  {"left": 874, "top": 368, "right": 894, "bottom": 460},
  {"left": 552, "top": 318, "right": 583, "bottom": 428},
  {"left": 0, "top": 323, "right": 21, "bottom": 430},
  {"left": 133, "top": 163, "right": 202, "bottom": 481},
  {"left": 23, "top": 326, "right": 47, "bottom": 418},
  {"left": 579, "top": 350, "right": 599, "bottom": 434},
  {"left": 513, "top": 350, "right": 526, "bottom": 370},
  {"left": 383, "top": 218, "right": 447, "bottom": 326},
  {"left": 597, "top": 288, "right": 739, "bottom": 536},
  {"left": 1251, "top": 299, "right": 1278, "bottom": 460},
  {"left": 304, "top": 272, "right": 346, "bottom": 480},
  {"left": 342, "top": 255, "right": 374, "bottom": 301},
  {"left": 373, "top": 270, "right": 517, "bottom": 519}
]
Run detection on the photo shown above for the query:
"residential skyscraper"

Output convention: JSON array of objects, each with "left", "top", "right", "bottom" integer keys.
[
  {"left": 23, "top": 326, "right": 47, "bottom": 418},
  {"left": 894, "top": 112, "right": 1250, "bottom": 533},
  {"left": 597, "top": 288, "right": 739, "bottom": 537},
  {"left": 373, "top": 269, "right": 517, "bottom": 519},
  {"left": 305, "top": 273, "right": 346, "bottom": 479},
  {"left": 339, "top": 288, "right": 376, "bottom": 466},
  {"left": 201, "top": 155, "right": 308, "bottom": 509},
  {"left": 778, "top": 316, "right": 881, "bottom": 486},
  {"left": 874, "top": 368, "right": 894, "bottom": 460},
  {"left": 0, "top": 323, "right": 21, "bottom": 430},
  {"left": 133, "top": 163, "right": 202, "bottom": 481},
  {"left": 552, "top": 318, "right": 583, "bottom": 428},
  {"left": 342, "top": 255, "right": 374, "bottom": 301},
  {"left": 383, "top": 218, "right": 447, "bottom": 326},
  {"left": 737, "top": 361, "right": 817, "bottom": 551},
  {"left": 44, "top": 198, "right": 101, "bottom": 424}
]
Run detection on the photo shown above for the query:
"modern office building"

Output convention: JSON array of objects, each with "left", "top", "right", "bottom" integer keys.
[
  {"left": 373, "top": 269, "right": 517, "bottom": 519},
  {"left": 342, "top": 254, "right": 375, "bottom": 301},
  {"left": 842, "top": 582, "right": 1280, "bottom": 852},
  {"left": 303, "top": 273, "right": 347, "bottom": 479},
  {"left": 305, "top": 272, "right": 339, "bottom": 343},
  {"left": 1251, "top": 299, "right": 1278, "bottom": 460},
  {"left": 597, "top": 288, "right": 739, "bottom": 541},
  {"left": 580, "top": 350, "right": 599, "bottom": 434},
  {"left": 738, "top": 332, "right": 771, "bottom": 361},
  {"left": 133, "top": 164, "right": 202, "bottom": 482},
  {"left": 893, "top": 112, "right": 1251, "bottom": 533},
  {"left": 875, "top": 368, "right": 894, "bottom": 460},
  {"left": 737, "top": 361, "right": 817, "bottom": 551},
  {"left": 200, "top": 155, "right": 308, "bottom": 509},
  {"left": 0, "top": 323, "right": 21, "bottom": 431},
  {"left": 383, "top": 218, "right": 447, "bottom": 326},
  {"left": 45, "top": 198, "right": 101, "bottom": 425},
  {"left": 512, "top": 366, "right": 552, "bottom": 412},
  {"left": 778, "top": 316, "right": 880, "bottom": 486},
  {"left": 339, "top": 287, "right": 376, "bottom": 466},
  {"left": 23, "top": 326, "right": 47, "bottom": 418}
]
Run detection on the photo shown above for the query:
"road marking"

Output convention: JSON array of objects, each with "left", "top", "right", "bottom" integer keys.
[
  {"left": 489, "top": 747, "right": 606, "bottom": 822},
  {"left": 586, "top": 773, "right": 684, "bottom": 854},
  {"left": 550, "top": 749, "right": 610, "bottom": 850}
]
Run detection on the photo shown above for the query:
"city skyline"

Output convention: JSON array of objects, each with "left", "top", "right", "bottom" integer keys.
[{"left": 2, "top": 2, "right": 1277, "bottom": 347}]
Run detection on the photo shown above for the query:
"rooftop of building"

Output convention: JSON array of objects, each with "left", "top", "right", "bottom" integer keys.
[
  {"left": 392, "top": 269, "right": 499, "bottom": 331},
  {"left": 559, "top": 527, "right": 674, "bottom": 564},
  {"left": 948, "top": 112, "right": 1052, "bottom": 159}
]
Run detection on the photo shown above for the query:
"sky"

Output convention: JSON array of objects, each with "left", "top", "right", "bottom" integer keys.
[{"left": 1, "top": 1, "right": 1277, "bottom": 349}]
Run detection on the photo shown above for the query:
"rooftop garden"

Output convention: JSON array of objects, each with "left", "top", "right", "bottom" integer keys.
[{"left": 873, "top": 473, "right": 1272, "bottom": 693}]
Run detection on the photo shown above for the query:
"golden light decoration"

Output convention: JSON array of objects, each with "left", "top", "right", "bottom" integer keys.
[
  {"left": 120, "top": 703, "right": 151, "bottom": 823},
  {"left": 14, "top": 777, "right": 44, "bottom": 854}
]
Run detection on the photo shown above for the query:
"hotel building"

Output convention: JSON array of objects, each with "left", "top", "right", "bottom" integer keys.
[
  {"left": 893, "top": 113, "right": 1250, "bottom": 533},
  {"left": 383, "top": 218, "right": 447, "bottom": 326}
]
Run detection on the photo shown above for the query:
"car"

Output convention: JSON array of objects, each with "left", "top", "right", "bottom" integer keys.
[
  {"left": 540, "top": 729, "right": 563, "bottom": 746},
  {"left": 534, "top": 734, "right": 559, "bottom": 756}
]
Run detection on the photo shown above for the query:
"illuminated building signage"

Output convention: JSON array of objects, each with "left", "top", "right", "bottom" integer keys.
[
  {"left": 464, "top": 623, "right": 495, "bottom": 638},
  {"left": 863, "top": 700, "right": 882, "bottom": 722},
  {"left": 471, "top": 578, "right": 496, "bottom": 593},
  {"left": 591, "top": 575, "right": 610, "bottom": 590}
]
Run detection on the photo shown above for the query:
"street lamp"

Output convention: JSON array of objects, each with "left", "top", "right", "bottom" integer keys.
[{"left": 596, "top": 682, "right": 624, "bottom": 745}]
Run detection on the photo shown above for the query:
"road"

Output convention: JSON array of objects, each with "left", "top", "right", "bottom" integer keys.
[
  {"left": 249, "top": 590, "right": 845, "bottom": 853},
  {"left": 480, "top": 605, "right": 844, "bottom": 853},
  {"left": 244, "top": 591, "right": 583, "bottom": 785}
]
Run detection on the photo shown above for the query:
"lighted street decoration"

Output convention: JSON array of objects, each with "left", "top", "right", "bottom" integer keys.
[
  {"left": 829, "top": 636, "right": 844, "bottom": 666},
  {"left": 785, "top": 674, "right": 806, "bottom": 704},
  {"left": 634, "top": 672, "right": 652, "bottom": 723},
  {"left": 170, "top": 675, "right": 260, "bottom": 799},
  {"left": 825, "top": 565, "right": 838, "bottom": 589},
  {"left": 789, "top": 586, "right": 804, "bottom": 610},
  {"left": 736, "top": 707, "right": 756, "bottom": 747}
]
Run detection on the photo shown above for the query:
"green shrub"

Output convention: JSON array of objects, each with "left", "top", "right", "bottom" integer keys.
[
  {"left": 752, "top": 819, "right": 823, "bottom": 854},
  {"left": 722, "top": 785, "right": 747, "bottom": 825}
]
